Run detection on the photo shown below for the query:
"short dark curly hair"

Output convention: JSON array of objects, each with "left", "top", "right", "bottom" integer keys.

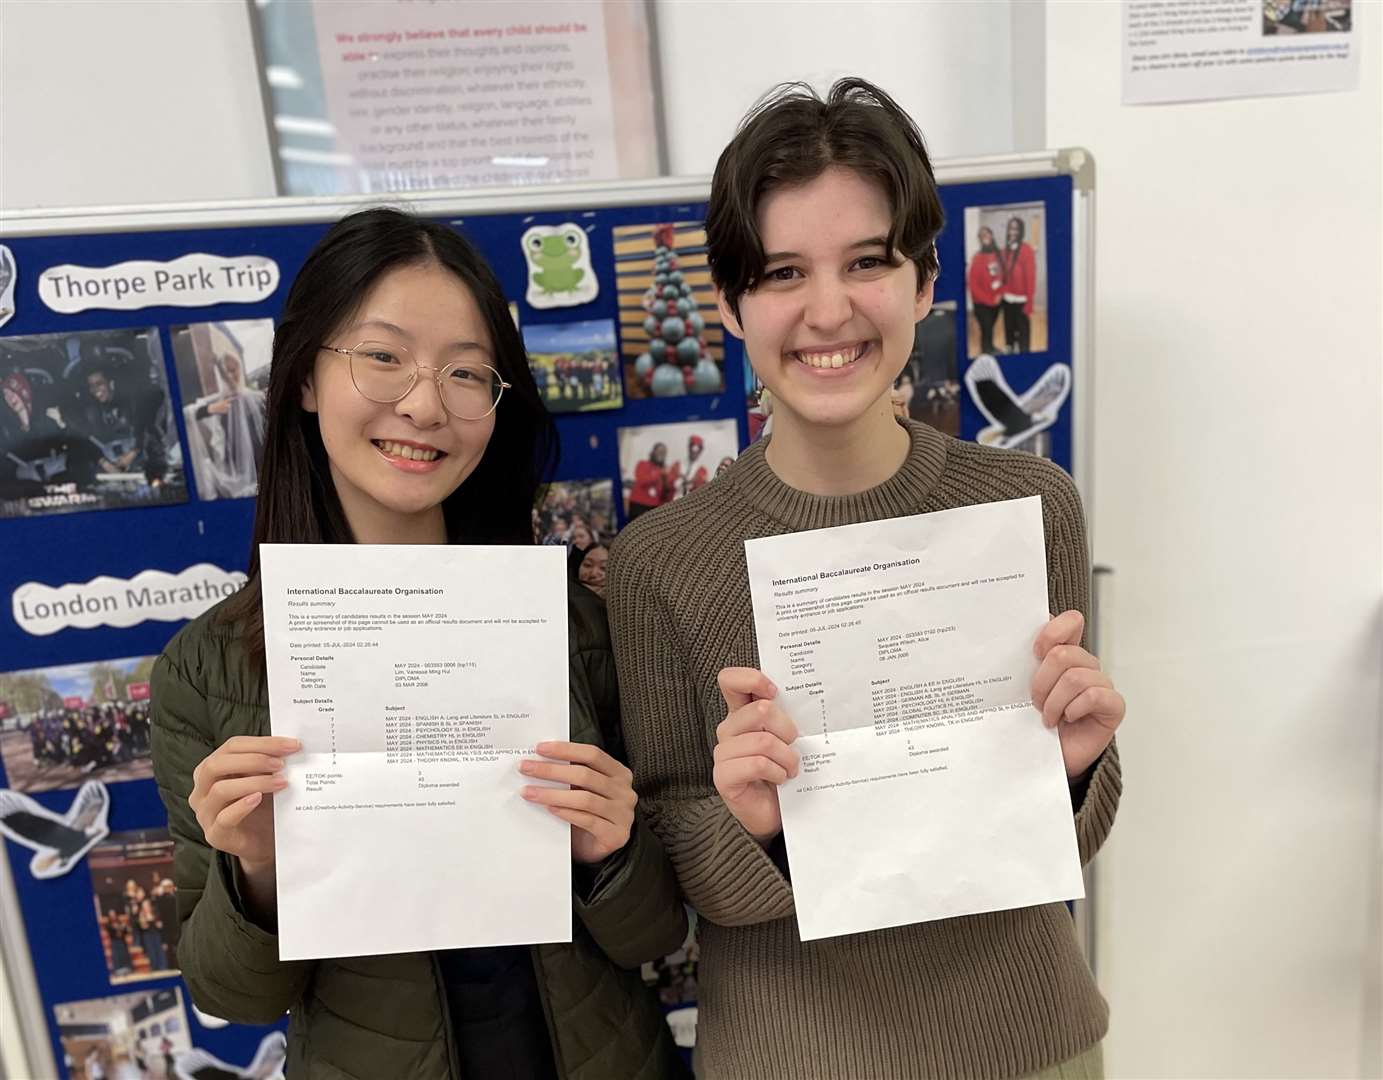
[{"left": 706, "top": 77, "right": 945, "bottom": 320}]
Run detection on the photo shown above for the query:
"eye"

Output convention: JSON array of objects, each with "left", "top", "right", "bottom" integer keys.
[
  {"left": 356, "top": 345, "right": 403, "bottom": 366},
  {"left": 528, "top": 235, "right": 543, "bottom": 250},
  {"left": 564, "top": 232, "right": 581, "bottom": 247},
  {"left": 765, "top": 266, "right": 799, "bottom": 282},
  {"left": 852, "top": 255, "right": 888, "bottom": 271},
  {"left": 447, "top": 364, "right": 490, "bottom": 385}
]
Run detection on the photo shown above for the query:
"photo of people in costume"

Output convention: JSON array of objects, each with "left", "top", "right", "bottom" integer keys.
[
  {"left": 521, "top": 319, "right": 623, "bottom": 413},
  {"left": 0, "top": 328, "right": 185, "bottom": 518},
  {"left": 613, "top": 221, "right": 725, "bottom": 398},
  {"left": 88, "top": 828, "right": 180, "bottom": 984},
  {"left": 169, "top": 319, "right": 271, "bottom": 501},
  {"left": 0, "top": 656, "right": 156, "bottom": 793},
  {"left": 964, "top": 203, "right": 1048, "bottom": 357},
  {"left": 617, "top": 419, "right": 738, "bottom": 521}
]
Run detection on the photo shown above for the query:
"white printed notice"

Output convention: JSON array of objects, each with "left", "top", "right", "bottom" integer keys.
[
  {"left": 260, "top": 544, "right": 571, "bottom": 961},
  {"left": 1123, "top": 0, "right": 1359, "bottom": 105},
  {"left": 744, "top": 497, "right": 1083, "bottom": 941},
  {"left": 307, "top": 0, "right": 654, "bottom": 190}
]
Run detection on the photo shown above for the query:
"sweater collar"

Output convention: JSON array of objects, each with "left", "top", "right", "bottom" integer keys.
[{"left": 726, "top": 419, "right": 950, "bottom": 532}]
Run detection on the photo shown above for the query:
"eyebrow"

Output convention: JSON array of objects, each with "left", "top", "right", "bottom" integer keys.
[
  {"left": 352, "top": 320, "right": 491, "bottom": 354},
  {"left": 763, "top": 237, "right": 892, "bottom": 263}
]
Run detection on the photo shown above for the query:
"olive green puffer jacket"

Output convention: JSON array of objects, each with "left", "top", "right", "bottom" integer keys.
[{"left": 151, "top": 584, "right": 687, "bottom": 1079}]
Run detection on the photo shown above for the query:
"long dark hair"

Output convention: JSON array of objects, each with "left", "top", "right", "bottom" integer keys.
[
  {"left": 1000, "top": 215, "right": 1027, "bottom": 283},
  {"left": 220, "top": 207, "right": 558, "bottom": 659}
]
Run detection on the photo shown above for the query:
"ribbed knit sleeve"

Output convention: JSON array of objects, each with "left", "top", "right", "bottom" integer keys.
[
  {"left": 1032, "top": 462, "right": 1122, "bottom": 865},
  {"left": 606, "top": 529, "right": 796, "bottom": 927}
]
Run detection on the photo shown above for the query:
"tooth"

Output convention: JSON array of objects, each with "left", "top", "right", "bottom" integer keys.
[
  {"left": 406, "top": 447, "right": 419, "bottom": 461},
  {"left": 831, "top": 353, "right": 844, "bottom": 368}
]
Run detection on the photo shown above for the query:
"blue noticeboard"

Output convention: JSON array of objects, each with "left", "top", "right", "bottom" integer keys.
[{"left": 0, "top": 155, "right": 1092, "bottom": 1078}]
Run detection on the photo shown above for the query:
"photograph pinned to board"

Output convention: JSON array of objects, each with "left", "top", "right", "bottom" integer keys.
[
  {"left": 537, "top": 477, "right": 617, "bottom": 598},
  {"left": 964, "top": 354, "right": 1071, "bottom": 453},
  {"left": 0, "top": 245, "right": 15, "bottom": 329},
  {"left": 523, "top": 223, "right": 600, "bottom": 309},
  {"left": 169, "top": 318, "right": 271, "bottom": 501},
  {"left": 0, "top": 655, "right": 157, "bottom": 794},
  {"left": 89, "top": 827, "right": 180, "bottom": 984},
  {"left": 892, "top": 302, "right": 961, "bottom": 437},
  {"left": 536, "top": 478, "right": 616, "bottom": 549},
  {"left": 0, "top": 779, "right": 109, "bottom": 880},
  {"left": 614, "top": 221, "right": 724, "bottom": 398},
  {"left": 618, "top": 419, "right": 738, "bottom": 522},
  {"left": 53, "top": 986, "right": 191, "bottom": 1080},
  {"left": 0, "top": 327, "right": 186, "bottom": 518},
  {"left": 522, "top": 319, "right": 622, "bottom": 413},
  {"left": 964, "top": 204, "right": 1048, "bottom": 358},
  {"left": 176, "top": 1031, "right": 288, "bottom": 1080}
]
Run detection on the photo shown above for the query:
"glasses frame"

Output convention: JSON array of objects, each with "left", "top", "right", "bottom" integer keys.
[{"left": 319, "top": 341, "right": 511, "bottom": 421}]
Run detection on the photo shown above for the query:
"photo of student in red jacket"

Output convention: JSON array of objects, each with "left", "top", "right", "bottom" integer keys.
[
  {"left": 964, "top": 204, "right": 1049, "bottom": 357},
  {"left": 965, "top": 225, "right": 1003, "bottom": 354}
]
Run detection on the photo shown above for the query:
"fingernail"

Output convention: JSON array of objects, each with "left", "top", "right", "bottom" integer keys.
[
  {"left": 520, "top": 787, "right": 535, "bottom": 800},
  {"left": 518, "top": 761, "right": 535, "bottom": 774},
  {"left": 272, "top": 777, "right": 289, "bottom": 789},
  {"left": 269, "top": 758, "right": 284, "bottom": 770}
]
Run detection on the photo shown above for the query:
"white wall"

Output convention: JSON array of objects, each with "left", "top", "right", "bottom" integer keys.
[
  {"left": 1044, "top": 3, "right": 1383, "bottom": 1077},
  {"left": 0, "top": 0, "right": 1036, "bottom": 210},
  {"left": 655, "top": 0, "right": 1031, "bottom": 174},
  {"left": 0, "top": 0, "right": 276, "bottom": 209}
]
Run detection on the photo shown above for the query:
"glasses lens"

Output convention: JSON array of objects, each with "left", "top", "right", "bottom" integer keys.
[
  {"left": 441, "top": 362, "right": 502, "bottom": 419},
  {"left": 348, "top": 342, "right": 414, "bottom": 402}
]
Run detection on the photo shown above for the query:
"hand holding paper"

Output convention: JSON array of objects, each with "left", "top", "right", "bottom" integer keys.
[
  {"left": 520, "top": 740, "right": 638, "bottom": 864},
  {"left": 1031, "top": 610, "right": 1124, "bottom": 778},
  {"left": 712, "top": 669, "right": 800, "bottom": 844},
  {"left": 743, "top": 496, "right": 1087, "bottom": 940}
]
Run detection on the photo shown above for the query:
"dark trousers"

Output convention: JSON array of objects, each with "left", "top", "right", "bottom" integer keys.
[
  {"left": 1001, "top": 301, "right": 1031, "bottom": 353},
  {"left": 973, "top": 303, "right": 1000, "bottom": 354}
]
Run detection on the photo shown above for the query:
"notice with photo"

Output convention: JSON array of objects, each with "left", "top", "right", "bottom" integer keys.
[
  {"left": 744, "top": 497, "right": 1083, "bottom": 941},
  {"left": 1123, "top": 0, "right": 1358, "bottom": 105},
  {"left": 261, "top": 543, "right": 571, "bottom": 961}
]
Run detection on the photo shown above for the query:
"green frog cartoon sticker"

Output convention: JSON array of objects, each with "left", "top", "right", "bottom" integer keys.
[{"left": 522, "top": 223, "right": 599, "bottom": 309}]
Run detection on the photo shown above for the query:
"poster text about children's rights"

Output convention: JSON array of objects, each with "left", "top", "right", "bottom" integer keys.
[{"left": 312, "top": 0, "right": 619, "bottom": 188}]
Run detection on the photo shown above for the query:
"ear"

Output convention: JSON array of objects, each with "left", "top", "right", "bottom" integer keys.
[
  {"left": 715, "top": 287, "right": 745, "bottom": 341},
  {"left": 300, "top": 372, "right": 319, "bottom": 414},
  {"left": 914, "top": 274, "right": 935, "bottom": 322}
]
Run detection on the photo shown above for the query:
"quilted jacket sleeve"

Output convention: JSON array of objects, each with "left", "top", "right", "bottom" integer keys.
[
  {"left": 150, "top": 624, "right": 316, "bottom": 1024},
  {"left": 567, "top": 587, "right": 689, "bottom": 968}
]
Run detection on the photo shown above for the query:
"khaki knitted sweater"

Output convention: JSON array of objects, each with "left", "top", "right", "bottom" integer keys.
[{"left": 606, "top": 420, "right": 1121, "bottom": 1080}]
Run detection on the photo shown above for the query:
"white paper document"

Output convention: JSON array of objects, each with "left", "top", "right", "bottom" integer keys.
[
  {"left": 745, "top": 497, "right": 1083, "bottom": 941},
  {"left": 260, "top": 544, "right": 571, "bottom": 961}
]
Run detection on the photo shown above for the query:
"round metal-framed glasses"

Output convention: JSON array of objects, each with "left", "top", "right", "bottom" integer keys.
[{"left": 319, "top": 341, "right": 510, "bottom": 421}]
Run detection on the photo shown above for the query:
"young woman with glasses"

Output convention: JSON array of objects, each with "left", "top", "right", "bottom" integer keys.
[{"left": 149, "top": 208, "right": 687, "bottom": 1079}]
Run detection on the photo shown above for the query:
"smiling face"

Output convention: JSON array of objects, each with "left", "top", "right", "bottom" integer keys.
[
  {"left": 302, "top": 260, "right": 497, "bottom": 540},
  {"left": 720, "top": 167, "right": 932, "bottom": 434}
]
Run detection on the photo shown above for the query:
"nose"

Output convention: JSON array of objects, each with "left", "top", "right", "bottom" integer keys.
[
  {"left": 802, "top": 274, "right": 852, "bottom": 333},
  {"left": 394, "top": 365, "right": 448, "bottom": 427}
]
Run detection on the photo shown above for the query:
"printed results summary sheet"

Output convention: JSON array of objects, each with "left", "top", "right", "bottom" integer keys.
[
  {"left": 261, "top": 544, "right": 571, "bottom": 960},
  {"left": 745, "top": 497, "right": 1083, "bottom": 941}
]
